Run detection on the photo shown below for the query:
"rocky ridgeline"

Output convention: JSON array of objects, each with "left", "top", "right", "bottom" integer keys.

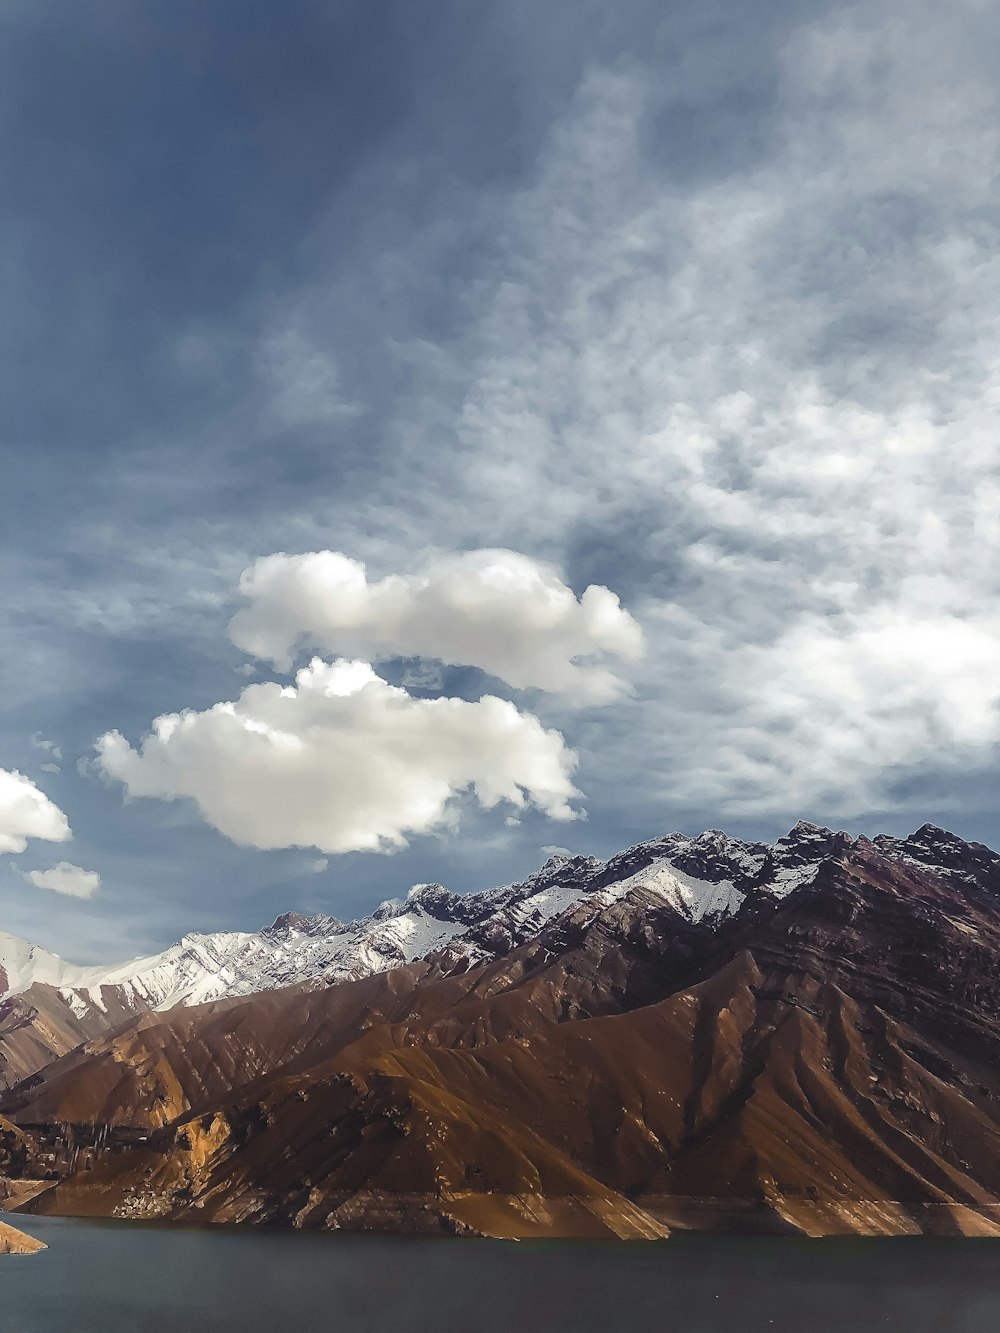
[{"left": 2, "top": 822, "right": 998, "bottom": 1029}]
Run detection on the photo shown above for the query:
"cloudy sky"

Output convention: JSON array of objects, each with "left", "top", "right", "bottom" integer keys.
[{"left": 2, "top": 0, "right": 999, "bottom": 962}]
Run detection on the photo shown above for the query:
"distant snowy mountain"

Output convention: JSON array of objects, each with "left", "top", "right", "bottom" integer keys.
[
  {"left": 0, "top": 823, "right": 825, "bottom": 1020},
  {"left": 5, "top": 820, "right": 987, "bottom": 1029}
]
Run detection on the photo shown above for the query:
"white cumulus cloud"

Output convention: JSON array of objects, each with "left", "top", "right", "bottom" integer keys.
[
  {"left": 228, "top": 548, "right": 643, "bottom": 703},
  {"left": 24, "top": 862, "right": 101, "bottom": 899},
  {"left": 0, "top": 768, "right": 72, "bottom": 854},
  {"left": 96, "top": 657, "right": 581, "bottom": 854}
]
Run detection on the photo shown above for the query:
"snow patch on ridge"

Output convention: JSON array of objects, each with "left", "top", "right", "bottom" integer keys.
[
  {"left": 599, "top": 860, "right": 745, "bottom": 922},
  {"left": 767, "top": 862, "right": 822, "bottom": 899}
]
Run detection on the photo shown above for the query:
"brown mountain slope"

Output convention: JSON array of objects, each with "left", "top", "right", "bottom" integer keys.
[
  {"left": 0, "top": 884, "right": 707, "bottom": 1131},
  {"left": 0, "top": 983, "right": 137, "bottom": 1091},
  {"left": 15, "top": 942, "right": 1000, "bottom": 1238}
]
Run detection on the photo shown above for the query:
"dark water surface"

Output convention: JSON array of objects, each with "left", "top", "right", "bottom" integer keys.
[{"left": 3, "top": 1213, "right": 1000, "bottom": 1333}]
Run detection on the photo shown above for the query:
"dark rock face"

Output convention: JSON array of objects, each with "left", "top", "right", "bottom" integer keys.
[
  {"left": 873, "top": 824, "right": 1000, "bottom": 897},
  {"left": 5, "top": 823, "right": 1000, "bottom": 1238},
  {"left": 263, "top": 913, "right": 344, "bottom": 939}
]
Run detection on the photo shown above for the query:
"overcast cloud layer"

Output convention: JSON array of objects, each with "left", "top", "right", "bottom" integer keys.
[{"left": 1, "top": 0, "right": 998, "bottom": 959}]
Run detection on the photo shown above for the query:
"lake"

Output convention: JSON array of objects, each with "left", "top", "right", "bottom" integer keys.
[{"left": 2, "top": 1213, "right": 1000, "bottom": 1332}]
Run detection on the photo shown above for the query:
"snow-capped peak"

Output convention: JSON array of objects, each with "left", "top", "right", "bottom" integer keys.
[{"left": 0, "top": 931, "right": 117, "bottom": 997}]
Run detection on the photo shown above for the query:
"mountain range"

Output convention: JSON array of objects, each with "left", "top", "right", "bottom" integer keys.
[{"left": 2, "top": 820, "right": 1000, "bottom": 1239}]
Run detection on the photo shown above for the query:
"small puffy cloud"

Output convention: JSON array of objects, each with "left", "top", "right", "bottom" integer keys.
[
  {"left": 310, "top": 857, "right": 328, "bottom": 873},
  {"left": 0, "top": 768, "right": 72, "bottom": 854},
  {"left": 228, "top": 548, "right": 644, "bottom": 703},
  {"left": 23, "top": 861, "right": 101, "bottom": 899},
  {"left": 96, "top": 658, "right": 581, "bottom": 854},
  {"left": 40, "top": 762, "right": 62, "bottom": 774},
  {"left": 30, "top": 734, "right": 62, "bottom": 761}
]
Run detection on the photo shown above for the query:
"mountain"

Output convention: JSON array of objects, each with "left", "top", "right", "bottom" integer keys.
[
  {"left": 0, "top": 823, "right": 843, "bottom": 1022},
  {"left": 0, "top": 825, "right": 826, "bottom": 1089},
  {"left": 0, "top": 820, "right": 853, "bottom": 1099},
  {"left": 3, "top": 821, "right": 1000, "bottom": 1239}
]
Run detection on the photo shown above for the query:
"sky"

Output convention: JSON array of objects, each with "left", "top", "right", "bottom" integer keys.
[{"left": 2, "top": 0, "right": 999, "bottom": 962}]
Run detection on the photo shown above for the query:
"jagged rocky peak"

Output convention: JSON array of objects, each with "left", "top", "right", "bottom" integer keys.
[
  {"left": 402, "top": 883, "right": 466, "bottom": 920},
  {"left": 772, "top": 821, "right": 855, "bottom": 862},
  {"left": 519, "top": 852, "right": 603, "bottom": 894},
  {"left": 370, "top": 896, "right": 406, "bottom": 922},
  {"left": 667, "top": 828, "right": 771, "bottom": 884},
  {"left": 779, "top": 819, "right": 849, "bottom": 846},
  {"left": 690, "top": 829, "right": 730, "bottom": 853},
  {"left": 872, "top": 822, "right": 1000, "bottom": 895},
  {"left": 902, "top": 822, "right": 996, "bottom": 867},
  {"left": 590, "top": 828, "right": 769, "bottom": 896},
  {"left": 264, "top": 912, "right": 344, "bottom": 939},
  {"left": 582, "top": 820, "right": 864, "bottom": 908},
  {"left": 746, "top": 821, "right": 854, "bottom": 899},
  {"left": 784, "top": 819, "right": 832, "bottom": 839},
  {"left": 367, "top": 881, "right": 479, "bottom": 929},
  {"left": 909, "top": 821, "right": 957, "bottom": 844}
]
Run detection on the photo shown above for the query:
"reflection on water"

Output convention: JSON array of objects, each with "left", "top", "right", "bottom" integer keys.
[{"left": 3, "top": 1213, "right": 1000, "bottom": 1333}]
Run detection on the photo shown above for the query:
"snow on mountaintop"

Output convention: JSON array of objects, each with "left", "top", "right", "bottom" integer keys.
[
  {"left": 0, "top": 932, "right": 116, "bottom": 996},
  {"left": 3, "top": 822, "right": 990, "bottom": 1025},
  {"left": 598, "top": 860, "right": 746, "bottom": 922}
]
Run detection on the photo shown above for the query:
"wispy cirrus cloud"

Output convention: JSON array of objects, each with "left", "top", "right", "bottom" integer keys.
[{"left": 364, "top": 5, "right": 1000, "bottom": 822}]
